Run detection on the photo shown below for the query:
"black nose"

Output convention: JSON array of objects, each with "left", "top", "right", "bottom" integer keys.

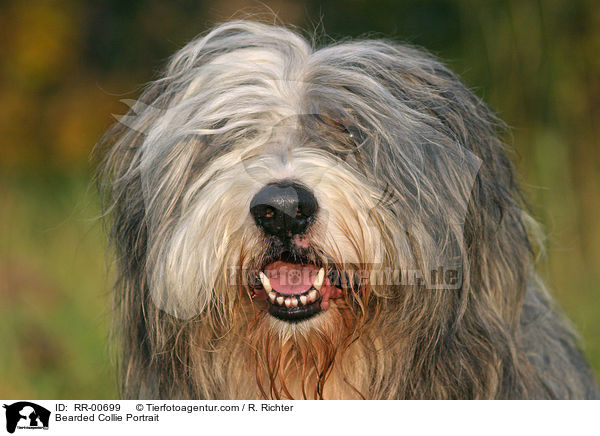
[{"left": 250, "top": 181, "right": 318, "bottom": 239}]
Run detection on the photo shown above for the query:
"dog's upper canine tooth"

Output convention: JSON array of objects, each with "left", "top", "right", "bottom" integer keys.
[
  {"left": 259, "top": 272, "right": 272, "bottom": 292},
  {"left": 313, "top": 268, "right": 325, "bottom": 291}
]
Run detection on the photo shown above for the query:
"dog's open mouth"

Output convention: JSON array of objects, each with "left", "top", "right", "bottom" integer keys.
[{"left": 251, "top": 257, "right": 344, "bottom": 323}]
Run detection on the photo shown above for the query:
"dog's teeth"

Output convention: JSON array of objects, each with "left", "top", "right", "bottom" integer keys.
[
  {"left": 268, "top": 292, "right": 276, "bottom": 303},
  {"left": 291, "top": 297, "right": 299, "bottom": 307},
  {"left": 299, "top": 295, "right": 308, "bottom": 306},
  {"left": 284, "top": 298, "right": 292, "bottom": 308},
  {"left": 313, "top": 267, "right": 325, "bottom": 291},
  {"left": 308, "top": 289, "right": 318, "bottom": 302},
  {"left": 258, "top": 272, "right": 272, "bottom": 292},
  {"left": 276, "top": 296, "right": 285, "bottom": 306}
]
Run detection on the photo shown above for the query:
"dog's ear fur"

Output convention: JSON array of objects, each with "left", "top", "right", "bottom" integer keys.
[{"left": 95, "top": 87, "right": 169, "bottom": 398}]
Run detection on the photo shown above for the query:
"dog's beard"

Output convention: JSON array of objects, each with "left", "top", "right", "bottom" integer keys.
[
  {"left": 244, "top": 299, "right": 362, "bottom": 399},
  {"left": 232, "top": 234, "right": 381, "bottom": 399}
]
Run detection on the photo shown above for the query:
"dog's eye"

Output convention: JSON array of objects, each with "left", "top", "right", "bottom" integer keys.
[
  {"left": 316, "top": 114, "right": 364, "bottom": 146},
  {"left": 344, "top": 125, "right": 362, "bottom": 143}
]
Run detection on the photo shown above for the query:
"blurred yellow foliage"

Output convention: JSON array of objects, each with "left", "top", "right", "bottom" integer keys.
[{"left": 3, "top": 1, "right": 79, "bottom": 89}]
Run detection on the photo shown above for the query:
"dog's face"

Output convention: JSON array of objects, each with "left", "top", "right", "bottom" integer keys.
[
  {"left": 149, "top": 112, "right": 396, "bottom": 326},
  {"left": 125, "top": 37, "right": 482, "bottom": 332},
  {"left": 101, "top": 21, "right": 536, "bottom": 398}
]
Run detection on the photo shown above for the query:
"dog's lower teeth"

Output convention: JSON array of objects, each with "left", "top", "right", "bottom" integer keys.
[{"left": 267, "top": 288, "right": 320, "bottom": 308}]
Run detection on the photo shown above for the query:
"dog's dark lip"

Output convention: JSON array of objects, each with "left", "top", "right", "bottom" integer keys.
[{"left": 268, "top": 298, "right": 322, "bottom": 322}]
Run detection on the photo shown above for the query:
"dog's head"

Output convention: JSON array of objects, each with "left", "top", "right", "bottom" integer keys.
[{"left": 99, "top": 21, "right": 534, "bottom": 398}]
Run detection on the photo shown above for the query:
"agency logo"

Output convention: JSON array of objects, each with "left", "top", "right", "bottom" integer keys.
[{"left": 3, "top": 402, "right": 50, "bottom": 434}]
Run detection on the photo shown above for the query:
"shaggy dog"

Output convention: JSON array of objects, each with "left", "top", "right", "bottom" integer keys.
[{"left": 97, "top": 21, "right": 599, "bottom": 399}]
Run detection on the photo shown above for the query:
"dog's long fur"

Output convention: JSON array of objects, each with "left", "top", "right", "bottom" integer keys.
[{"left": 97, "top": 21, "right": 599, "bottom": 399}]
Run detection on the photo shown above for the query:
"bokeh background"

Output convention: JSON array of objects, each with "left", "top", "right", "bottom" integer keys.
[{"left": 1, "top": 0, "right": 598, "bottom": 399}]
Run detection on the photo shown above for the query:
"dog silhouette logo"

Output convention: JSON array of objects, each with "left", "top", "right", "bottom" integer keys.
[{"left": 3, "top": 402, "right": 50, "bottom": 433}]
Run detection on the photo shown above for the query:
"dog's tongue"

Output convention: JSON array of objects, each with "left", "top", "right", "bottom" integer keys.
[{"left": 264, "top": 261, "right": 319, "bottom": 295}]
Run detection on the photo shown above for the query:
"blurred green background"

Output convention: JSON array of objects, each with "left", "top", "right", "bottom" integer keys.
[{"left": 1, "top": 0, "right": 598, "bottom": 399}]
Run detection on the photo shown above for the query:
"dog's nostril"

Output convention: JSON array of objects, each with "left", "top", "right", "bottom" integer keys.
[
  {"left": 250, "top": 181, "right": 318, "bottom": 239},
  {"left": 264, "top": 207, "right": 275, "bottom": 218}
]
